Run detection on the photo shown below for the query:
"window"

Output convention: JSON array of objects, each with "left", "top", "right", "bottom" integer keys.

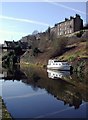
[
  {"left": 65, "top": 22, "right": 67, "bottom": 25},
  {"left": 58, "top": 32, "right": 60, "bottom": 35},
  {"left": 68, "top": 30, "right": 69, "bottom": 33},
  {"left": 70, "top": 25, "right": 72, "bottom": 28},
  {"left": 48, "top": 73, "right": 51, "bottom": 76},
  {"left": 70, "top": 21, "right": 72, "bottom": 25},
  {"left": 60, "top": 32, "right": 62, "bottom": 35},
  {"left": 70, "top": 29, "right": 72, "bottom": 33}
]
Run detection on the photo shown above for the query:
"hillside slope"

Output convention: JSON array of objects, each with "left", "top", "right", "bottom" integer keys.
[{"left": 20, "top": 30, "right": 88, "bottom": 73}]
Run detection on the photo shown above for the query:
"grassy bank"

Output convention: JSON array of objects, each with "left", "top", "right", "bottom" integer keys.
[
  {"left": 58, "top": 41, "right": 88, "bottom": 75},
  {"left": 20, "top": 61, "right": 46, "bottom": 68},
  {"left": 0, "top": 96, "right": 12, "bottom": 119}
]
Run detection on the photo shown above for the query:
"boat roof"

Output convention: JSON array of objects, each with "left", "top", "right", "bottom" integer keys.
[{"left": 48, "top": 59, "right": 68, "bottom": 62}]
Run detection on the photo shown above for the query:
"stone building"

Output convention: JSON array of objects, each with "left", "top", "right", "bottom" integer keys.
[
  {"left": 3, "top": 40, "right": 18, "bottom": 52},
  {"left": 3, "top": 40, "right": 28, "bottom": 52},
  {"left": 51, "top": 14, "right": 83, "bottom": 37}
]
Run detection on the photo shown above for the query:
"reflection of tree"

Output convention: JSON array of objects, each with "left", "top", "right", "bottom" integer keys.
[
  {"left": 30, "top": 73, "right": 41, "bottom": 91},
  {"left": 2, "top": 65, "right": 87, "bottom": 109},
  {"left": 72, "top": 92, "right": 82, "bottom": 109},
  {"left": 2, "top": 65, "right": 27, "bottom": 81},
  {"left": 31, "top": 86, "right": 38, "bottom": 92},
  {"left": 20, "top": 67, "right": 86, "bottom": 109}
]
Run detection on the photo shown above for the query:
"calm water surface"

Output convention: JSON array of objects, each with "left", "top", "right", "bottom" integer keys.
[{"left": 0, "top": 65, "right": 88, "bottom": 119}]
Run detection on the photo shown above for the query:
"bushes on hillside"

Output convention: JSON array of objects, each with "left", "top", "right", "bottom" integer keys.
[
  {"left": 51, "top": 37, "right": 68, "bottom": 58},
  {"left": 68, "top": 56, "right": 76, "bottom": 62},
  {"left": 76, "top": 30, "right": 84, "bottom": 38},
  {"left": 33, "top": 47, "right": 42, "bottom": 56}
]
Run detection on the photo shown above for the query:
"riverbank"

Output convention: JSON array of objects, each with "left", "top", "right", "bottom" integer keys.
[
  {"left": 0, "top": 96, "right": 12, "bottom": 119},
  {"left": 0, "top": 96, "right": 2, "bottom": 119},
  {"left": 20, "top": 56, "right": 88, "bottom": 75},
  {"left": 20, "top": 61, "right": 46, "bottom": 68}
]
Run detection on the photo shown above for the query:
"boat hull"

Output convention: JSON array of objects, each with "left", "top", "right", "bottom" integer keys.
[{"left": 47, "top": 65, "right": 71, "bottom": 71}]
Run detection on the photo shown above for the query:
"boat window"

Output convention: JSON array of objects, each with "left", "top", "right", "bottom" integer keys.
[
  {"left": 62, "top": 63, "right": 67, "bottom": 65},
  {"left": 48, "top": 73, "right": 51, "bottom": 76},
  {"left": 54, "top": 60, "right": 59, "bottom": 62},
  {"left": 48, "top": 62, "right": 51, "bottom": 65}
]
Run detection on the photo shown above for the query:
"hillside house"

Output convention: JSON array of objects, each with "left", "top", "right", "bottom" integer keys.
[
  {"left": 51, "top": 14, "right": 83, "bottom": 37},
  {"left": 3, "top": 40, "right": 28, "bottom": 52},
  {"left": 3, "top": 41, "right": 18, "bottom": 52}
]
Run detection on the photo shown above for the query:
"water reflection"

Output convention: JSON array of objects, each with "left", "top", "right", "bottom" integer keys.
[
  {"left": 1, "top": 65, "right": 27, "bottom": 81},
  {"left": 1, "top": 65, "right": 88, "bottom": 110},
  {"left": 47, "top": 69, "right": 71, "bottom": 79}
]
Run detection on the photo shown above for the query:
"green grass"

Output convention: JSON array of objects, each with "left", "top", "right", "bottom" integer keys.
[
  {"left": 0, "top": 96, "right": 12, "bottom": 119},
  {"left": 59, "top": 42, "right": 87, "bottom": 61}
]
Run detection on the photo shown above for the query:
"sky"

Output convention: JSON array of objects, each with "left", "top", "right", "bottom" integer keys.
[{"left": 0, "top": 1, "right": 87, "bottom": 44}]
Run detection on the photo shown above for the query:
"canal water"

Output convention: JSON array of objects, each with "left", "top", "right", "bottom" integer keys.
[{"left": 0, "top": 65, "right": 88, "bottom": 119}]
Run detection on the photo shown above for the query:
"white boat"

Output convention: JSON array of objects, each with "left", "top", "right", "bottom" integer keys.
[{"left": 47, "top": 59, "right": 72, "bottom": 71}]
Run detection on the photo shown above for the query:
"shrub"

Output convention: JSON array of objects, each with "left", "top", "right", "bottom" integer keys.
[
  {"left": 33, "top": 47, "right": 41, "bottom": 56},
  {"left": 68, "top": 56, "right": 76, "bottom": 62},
  {"left": 51, "top": 37, "right": 68, "bottom": 58},
  {"left": 76, "top": 30, "right": 84, "bottom": 38},
  {"left": 80, "top": 38, "right": 86, "bottom": 42},
  {"left": 77, "top": 61, "right": 85, "bottom": 72}
]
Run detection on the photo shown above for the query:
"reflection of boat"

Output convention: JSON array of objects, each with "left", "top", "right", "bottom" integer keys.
[
  {"left": 47, "top": 59, "right": 72, "bottom": 71},
  {"left": 47, "top": 69, "right": 70, "bottom": 79}
]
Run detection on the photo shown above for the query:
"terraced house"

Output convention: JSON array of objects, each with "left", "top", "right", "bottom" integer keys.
[{"left": 51, "top": 14, "right": 83, "bottom": 37}]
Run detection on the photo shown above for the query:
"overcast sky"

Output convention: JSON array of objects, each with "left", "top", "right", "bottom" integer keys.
[{"left": 0, "top": 2, "right": 87, "bottom": 44}]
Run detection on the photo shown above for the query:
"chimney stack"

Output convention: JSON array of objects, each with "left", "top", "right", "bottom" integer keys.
[{"left": 65, "top": 18, "right": 68, "bottom": 21}]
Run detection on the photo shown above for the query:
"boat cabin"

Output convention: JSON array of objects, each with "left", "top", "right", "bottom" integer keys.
[{"left": 48, "top": 59, "right": 69, "bottom": 66}]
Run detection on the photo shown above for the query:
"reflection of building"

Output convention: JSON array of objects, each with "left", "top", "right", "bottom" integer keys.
[
  {"left": 56, "top": 91, "right": 82, "bottom": 109},
  {"left": 47, "top": 69, "right": 70, "bottom": 79},
  {"left": 51, "top": 14, "right": 83, "bottom": 37}
]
